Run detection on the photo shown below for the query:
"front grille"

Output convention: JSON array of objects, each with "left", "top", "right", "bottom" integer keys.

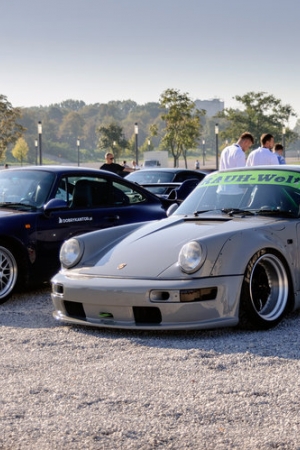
[
  {"left": 64, "top": 301, "right": 86, "bottom": 320},
  {"left": 133, "top": 307, "right": 162, "bottom": 325}
]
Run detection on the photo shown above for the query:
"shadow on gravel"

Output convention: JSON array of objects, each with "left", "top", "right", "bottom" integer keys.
[
  {"left": 70, "top": 309, "right": 300, "bottom": 361},
  {"left": 2, "top": 286, "right": 300, "bottom": 360}
]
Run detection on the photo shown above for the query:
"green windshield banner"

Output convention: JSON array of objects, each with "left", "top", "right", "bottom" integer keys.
[{"left": 201, "top": 170, "right": 300, "bottom": 188}]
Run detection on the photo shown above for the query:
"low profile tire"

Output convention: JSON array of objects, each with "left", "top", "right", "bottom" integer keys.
[
  {"left": 0, "top": 245, "right": 19, "bottom": 305},
  {"left": 239, "top": 249, "right": 290, "bottom": 330}
]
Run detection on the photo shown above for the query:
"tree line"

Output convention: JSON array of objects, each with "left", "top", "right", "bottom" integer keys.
[{"left": 0, "top": 90, "right": 299, "bottom": 167}]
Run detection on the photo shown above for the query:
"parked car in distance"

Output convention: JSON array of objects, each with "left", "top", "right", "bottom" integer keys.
[
  {"left": 126, "top": 168, "right": 208, "bottom": 200},
  {"left": 52, "top": 166, "right": 300, "bottom": 331},
  {"left": 0, "top": 166, "right": 168, "bottom": 304},
  {"left": 144, "top": 159, "right": 161, "bottom": 167}
]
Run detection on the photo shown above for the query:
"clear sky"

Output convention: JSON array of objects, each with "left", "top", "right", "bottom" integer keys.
[{"left": 1, "top": 0, "right": 300, "bottom": 127}]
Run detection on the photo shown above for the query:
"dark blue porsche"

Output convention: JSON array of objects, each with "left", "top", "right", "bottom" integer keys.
[{"left": 0, "top": 166, "right": 167, "bottom": 304}]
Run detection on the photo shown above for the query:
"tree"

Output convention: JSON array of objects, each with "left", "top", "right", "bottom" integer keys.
[
  {"left": 58, "top": 111, "right": 85, "bottom": 145},
  {"left": 159, "top": 89, "right": 204, "bottom": 167},
  {"left": 0, "top": 95, "right": 26, "bottom": 161},
  {"left": 97, "top": 123, "right": 129, "bottom": 161},
  {"left": 12, "top": 137, "right": 29, "bottom": 165},
  {"left": 216, "top": 91, "right": 298, "bottom": 147}
]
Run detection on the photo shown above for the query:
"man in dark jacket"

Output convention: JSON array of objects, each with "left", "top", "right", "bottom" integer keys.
[{"left": 100, "top": 153, "right": 134, "bottom": 176}]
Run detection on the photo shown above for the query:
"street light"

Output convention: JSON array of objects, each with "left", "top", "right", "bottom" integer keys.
[
  {"left": 282, "top": 126, "right": 286, "bottom": 157},
  {"left": 202, "top": 139, "right": 205, "bottom": 166},
  {"left": 215, "top": 123, "right": 219, "bottom": 170},
  {"left": 34, "top": 139, "right": 38, "bottom": 165},
  {"left": 77, "top": 138, "right": 80, "bottom": 166},
  {"left": 38, "top": 121, "right": 42, "bottom": 165},
  {"left": 134, "top": 122, "right": 139, "bottom": 165},
  {"left": 148, "top": 138, "right": 151, "bottom": 151}
]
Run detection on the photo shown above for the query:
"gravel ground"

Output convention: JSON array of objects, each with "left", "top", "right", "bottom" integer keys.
[{"left": 1, "top": 286, "right": 300, "bottom": 450}]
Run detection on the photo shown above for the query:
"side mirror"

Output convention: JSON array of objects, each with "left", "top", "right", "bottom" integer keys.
[
  {"left": 44, "top": 198, "right": 67, "bottom": 215},
  {"left": 167, "top": 203, "right": 178, "bottom": 216}
]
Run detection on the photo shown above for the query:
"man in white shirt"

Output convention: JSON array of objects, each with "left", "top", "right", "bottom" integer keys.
[
  {"left": 246, "top": 134, "right": 279, "bottom": 166},
  {"left": 217, "top": 132, "right": 254, "bottom": 200},
  {"left": 219, "top": 132, "right": 254, "bottom": 170}
]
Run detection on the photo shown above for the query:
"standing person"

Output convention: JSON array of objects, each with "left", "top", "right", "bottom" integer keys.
[
  {"left": 195, "top": 159, "right": 200, "bottom": 170},
  {"left": 131, "top": 160, "right": 140, "bottom": 170},
  {"left": 219, "top": 132, "right": 254, "bottom": 169},
  {"left": 246, "top": 134, "right": 279, "bottom": 166},
  {"left": 100, "top": 153, "right": 134, "bottom": 176},
  {"left": 273, "top": 143, "right": 286, "bottom": 164}
]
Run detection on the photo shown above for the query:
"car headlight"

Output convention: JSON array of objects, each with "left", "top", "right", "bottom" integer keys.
[
  {"left": 178, "top": 241, "right": 205, "bottom": 273},
  {"left": 59, "top": 238, "right": 84, "bottom": 268}
]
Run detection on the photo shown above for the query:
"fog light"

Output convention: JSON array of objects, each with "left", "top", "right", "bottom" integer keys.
[{"left": 180, "top": 287, "right": 217, "bottom": 302}]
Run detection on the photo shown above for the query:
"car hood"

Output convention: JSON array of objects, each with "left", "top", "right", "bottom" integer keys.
[
  {"left": 77, "top": 213, "right": 279, "bottom": 278},
  {"left": 0, "top": 208, "right": 35, "bottom": 218}
]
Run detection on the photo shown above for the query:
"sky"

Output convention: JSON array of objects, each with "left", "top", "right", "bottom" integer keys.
[{"left": 1, "top": 0, "right": 300, "bottom": 127}]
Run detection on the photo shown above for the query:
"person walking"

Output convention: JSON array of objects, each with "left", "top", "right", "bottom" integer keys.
[
  {"left": 219, "top": 132, "right": 254, "bottom": 170},
  {"left": 246, "top": 134, "right": 279, "bottom": 166},
  {"left": 194, "top": 159, "right": 200, "bottom": 170},
  {"left": 273, "top": 143, "right": 286, "bottom": 164}
]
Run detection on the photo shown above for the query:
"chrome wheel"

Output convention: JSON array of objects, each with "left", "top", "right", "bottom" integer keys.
[
  {"left": 240, "top": 250, "right": 290, "bottom": 329},
  {"left": 0, "top": 246, "right": 18, "bottom": 304}
]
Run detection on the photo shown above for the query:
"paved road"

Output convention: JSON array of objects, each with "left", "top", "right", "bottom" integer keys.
[{"left": 1, "top": 286, "right": 300, "bottom": 449}]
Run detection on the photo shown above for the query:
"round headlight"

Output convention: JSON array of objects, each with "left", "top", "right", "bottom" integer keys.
[
  {"left": 59, "top": 238, "right": 83, "bottom": 268},
  {"left": 178, "top": 241, "right": 204, "bottom": 273}
]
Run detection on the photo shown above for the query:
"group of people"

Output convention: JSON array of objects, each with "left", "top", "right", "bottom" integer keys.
[
  {"left": 100, "top": 153, "right": 140, "bottom": 176},
  {"left": 100, "top": 132, "right": 286, "bottom": 177},
  {"left": 219, "top": 132, "right": 286, "bottom": 170}
]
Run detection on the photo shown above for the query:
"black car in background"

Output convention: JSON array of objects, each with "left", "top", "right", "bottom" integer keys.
[
  {"left": 126, "top": 168, "right": 208, "bottom": 201},
  {"left": 0, "top": 166, "right": 167, "bottom": 304}
]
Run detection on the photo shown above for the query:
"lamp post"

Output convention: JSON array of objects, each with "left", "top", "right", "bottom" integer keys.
[
  {"left": 77, "top": 138, "right": 80, "bottom": 166},
  {"left": 282, "top": 126, "right": 286, "bottom": 157},
  {"left": 202, "top": 139, "right": 205, "bottom": 166},
  {"left": 148, "top": 138, "right": 151, "bottom": 151},
  {"left": 134, "top": 123, "right": 139, "bottom": 165},
  {"left": 34, "top": 139, "right": 38, "bottom": 165},
  {"left": 38, "top": 121, "right": 42, "bottom": 165},
  {"left": 215, "top": 123, "right": 219, "bottom": 170}
]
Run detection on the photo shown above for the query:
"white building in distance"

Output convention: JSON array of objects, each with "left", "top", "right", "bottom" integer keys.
[{"left": 195, "top": 98, "right": 224, "bottom": 117}]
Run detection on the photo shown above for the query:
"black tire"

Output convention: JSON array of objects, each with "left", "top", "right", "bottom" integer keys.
[
  {"left": 0, "top": 245, "right": 20, "bottom": 305},
  {"left": 239, "top": 249, "right": 290, "bottom": 330}
]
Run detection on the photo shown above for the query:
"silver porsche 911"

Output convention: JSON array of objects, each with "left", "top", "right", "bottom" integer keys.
[{"left": 51, "top": 166, "right": 300, "bottom": 331}]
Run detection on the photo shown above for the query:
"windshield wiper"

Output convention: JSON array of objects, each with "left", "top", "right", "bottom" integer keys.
[
  {"left": 221, "top": 208, "right": 255, "bottom": 217},
  {"left": 194, "top": 209, "right": 221, "bottom": 216},
  {"left": 0, "top": 202, "right": 37, "bottom": 210},
  {"left": 255, "top": 208, "right": 298, "bottom": 218}
]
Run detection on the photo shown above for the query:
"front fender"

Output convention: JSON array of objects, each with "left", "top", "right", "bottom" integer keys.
[{"left": 210, "top": 228, "right": 295, "bottom": 279}]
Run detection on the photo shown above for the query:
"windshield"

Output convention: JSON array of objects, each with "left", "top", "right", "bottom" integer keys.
[
  {"left": 0, "top": 170, "right": 55, "bottom": 208},
  {"left": 175, "top": 169, "right": 300, "bottom": 217},
  {"left": 128, "top": 171, "right": 174, "bottom": 183}
]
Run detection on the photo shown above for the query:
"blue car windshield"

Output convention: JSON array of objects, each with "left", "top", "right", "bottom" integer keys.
[
  {"left": 175, "top": 169, "right": 300, "bottom": 217},
  {"left": 0, "top": 170, "right": 55, "bottom": 207}
]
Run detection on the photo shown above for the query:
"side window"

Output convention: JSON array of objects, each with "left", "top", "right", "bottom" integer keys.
[
  {"left": 55, "top": 177, "right": 77, "bottom": 205},
  {"left": 175, "top": 173, "right": 194, "bottom": 182},
  {"left": 112, "top": 181, "right": 146, "bottom": 205},
  {"left": 71, "top": 177, "right": 109, "bottom": 208}
]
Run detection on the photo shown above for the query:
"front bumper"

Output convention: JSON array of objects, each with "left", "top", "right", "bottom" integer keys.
[{"left": 51, "top": 273, "right": 244, "bottom": 330}]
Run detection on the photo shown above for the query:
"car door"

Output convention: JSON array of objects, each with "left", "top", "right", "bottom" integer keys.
[{"left": 34, "top": 174, "right": 163, "bottom": 275}]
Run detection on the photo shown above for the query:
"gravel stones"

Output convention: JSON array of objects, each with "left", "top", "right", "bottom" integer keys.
[{"left": 1, "top": 287, "right": 300, "bottom": 449}]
